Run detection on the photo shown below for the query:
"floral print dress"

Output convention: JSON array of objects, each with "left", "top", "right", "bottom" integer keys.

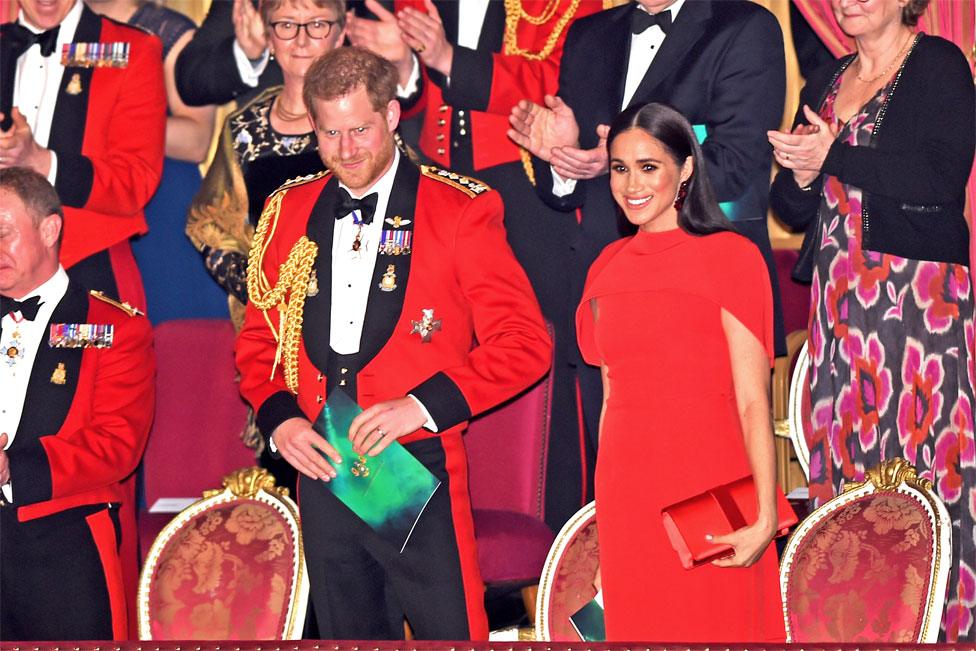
[{"left": 807, "top": 69, "right": 976, "bottom": 642}]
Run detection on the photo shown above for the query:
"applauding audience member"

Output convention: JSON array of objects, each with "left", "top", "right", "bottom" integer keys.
[{"left": 768, "top": 0, "right": 975, "bottom": 641}]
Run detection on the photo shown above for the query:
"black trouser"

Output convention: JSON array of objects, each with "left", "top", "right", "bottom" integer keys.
[
  {"left": 298, "top": 435, "right": 484, "bottom": 640},
  {"left": 1, "top": 503, "right": 122, "bottom": 641}
]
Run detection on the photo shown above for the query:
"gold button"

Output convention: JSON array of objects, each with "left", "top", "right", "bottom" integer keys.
[
  {"left": 458, "top": 118, "right": 465, "bottom": 126},
  {"left": 339, "top": 380, "right": 347, "bottom": 386},
  {"left": 341, "top": 368, "right": 348, "bottom": 374},
  {"left": 457, "top": 110, "right": 465, "bottom": 116},
  {"left": 436, "top": 134, "right": 445, "bottom": 141},
  {"left": 317, "top": 373, "right": 324, "bottom": 382},
  {"left": 437, "top": 147, "right": 445, "bottom": 155},
  {"left": 459, "top": 129, "right": 467, "bottom": 135},
  {"left": 438, "top": 119, "right": 446, "bottom": 126},
  {"left": 439, "top": 105, "right": 448, "bottom": 113},
  {"left": 316, "top": 395, "right": 323, "bottom": 404}
]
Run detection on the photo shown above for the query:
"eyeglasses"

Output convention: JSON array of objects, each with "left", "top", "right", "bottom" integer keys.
[{"left": 269, "top": 19, "right": 339, "bottom": 40}]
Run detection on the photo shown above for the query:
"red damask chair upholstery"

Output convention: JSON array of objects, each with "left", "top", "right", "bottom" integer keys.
[
  {"left": 466, "top": 324, "right": 556, "bottom": 620},
  {"left": 534, "top": 501, "right": 599, "bottom": 641},
  {"left": 138, "top": 468, "right": 308, "bottom": 640},
  {"left": 780, "top": 458, "right": 952, "bottom": 643},
  {"left": 787, "top": 339, "right": 812, "bottom": 479}
]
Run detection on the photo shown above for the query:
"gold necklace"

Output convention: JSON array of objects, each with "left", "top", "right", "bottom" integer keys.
[
  {"left": 855, "top": 32, "right": 914, "bottom": 84},
  {"left": 273, "top": 97, "right": 309, "bottom": 122}
]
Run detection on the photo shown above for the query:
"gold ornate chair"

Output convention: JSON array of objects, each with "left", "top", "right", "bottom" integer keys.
[
  {"left": 534, "top": 501, "right": 599, "bottom": 641},
  {"left": 779, "top": 458, "right": 952, "bottom": 643},
  {"left": 137, "top": 467, "right": 308, "bottom": 640}
]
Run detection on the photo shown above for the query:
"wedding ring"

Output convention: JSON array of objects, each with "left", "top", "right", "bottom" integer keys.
[
  {"left": 784, "top": 152, "right": 790, "bottom": 160},
  {"left": 376, "top": 428, "right": 385, "bottom": 437}
]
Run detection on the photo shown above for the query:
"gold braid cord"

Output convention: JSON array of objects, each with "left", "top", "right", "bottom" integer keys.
[
  {"left": 247, "top": 190, "right": 319, "bottom": 394},
  {"left": 503, "top": 0, "right": 581, "bottom": 186}
]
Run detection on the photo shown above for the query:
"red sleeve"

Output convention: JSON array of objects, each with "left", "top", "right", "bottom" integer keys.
[
  {"left": 714, "top": 234, "right": 775, "bottom": 366},
  {"left": 55, "top": 27, "right": 166, "bottom": 214},
  {"left": 574, "top": 237, "right": 627, "bottom": 367},
  {"left": 10, "top": 308, "right": 155, "bottom": 505},
  {"left": 410, "top": 188, "right": 552, "bottom": 423}
]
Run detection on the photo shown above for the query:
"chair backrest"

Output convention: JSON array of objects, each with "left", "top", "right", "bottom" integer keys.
[
  {"left": 780, "top": 458, "right": 952, "bottom": 643},
  {"left": 144, "top": 319, "right": 253, "bottom": 510},
  {"left": 534, "top": 501, "right": 599, "bottom": 641},
  {"left": 787, "top": 339, "right": 812, "bottom": 479},
  {"left": 138, "top": 467, "right": 308, "bottom": 640},
  {"left": 774, "top": 248, "right": 812, "bottom": 335},
  {"left": 465, "top": 323, "right": 555, "bottom": 520}
]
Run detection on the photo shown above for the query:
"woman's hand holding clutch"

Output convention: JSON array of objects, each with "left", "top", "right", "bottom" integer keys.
[{"left": 707, "top": 519, "right": 777, "bottom": 568}]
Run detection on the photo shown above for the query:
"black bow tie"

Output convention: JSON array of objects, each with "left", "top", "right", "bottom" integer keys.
[
  {"left": 335, "top": 188, "right": 379, "bottom": 225},
  {"left": 1, "top": 295, "right": 43, "bottom": 321},
  {"left": 1, "top": 22, "right": 61, "bottom": 58},
  {"left": 632, "top": 7, "right": 672, "bottom": 35}
]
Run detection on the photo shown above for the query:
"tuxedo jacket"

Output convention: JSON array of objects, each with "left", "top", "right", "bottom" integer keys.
[
  {"left": 535, "top": 1, "right": 786, "bottom": 262},
  {"left": 236, "top": 159, "right": 552, "bottom": 443},
  {"left": 399, "top": 0, "right": 604, "bottom": 172},
  {"left": 38, "top": 6, "right": 166, "bottom": 269},
  {"left": 2, "top": 282, "right": 155, "bottom": 523}
]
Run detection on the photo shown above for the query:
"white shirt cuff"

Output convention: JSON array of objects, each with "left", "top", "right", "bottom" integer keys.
[
  {"left": 268, "top": 432, "right": 278, "bottom": 454},
  {"left": 408, "top": 394, "right": 438, "bottom": 432},
  {"left": 233, "top": 40, "right": 269, "bottom": 88},
  {"left": 46, "top": 151, "right": 58, "bottom": 185},
  {"left": 551, "top": 166, "right": 577, "bottom": 197},
  {"left": 396, "top": 55, "right": 421, "bottom": 99}
]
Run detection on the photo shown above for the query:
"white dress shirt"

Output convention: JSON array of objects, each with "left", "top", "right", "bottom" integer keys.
[
  {"left": 13, "top": 0, "right": 84, "bottom": 184},
  {"left": 0, "top": 266, "right": 70, "bottom": 501},
  {"left": 551, "top": 0, "right": 686, "bottom": 196},
  {"left": 330, "top": 149, "right": 400, "bottom": 355}
]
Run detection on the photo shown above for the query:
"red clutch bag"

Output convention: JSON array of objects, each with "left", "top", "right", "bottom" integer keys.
[{"left": 661, "top": 475, "right": 798, "bottom": 570}]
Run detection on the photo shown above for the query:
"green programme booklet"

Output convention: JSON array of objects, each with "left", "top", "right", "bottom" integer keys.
[
  {"left": 313, "top": 390, "right": 441, "bottom": 552},
  {"left": 569, "top": 590, "right": 605, "bottom": 642}
]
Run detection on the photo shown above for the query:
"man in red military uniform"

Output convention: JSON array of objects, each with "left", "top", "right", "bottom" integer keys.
[
  {"left": 0, "top": 0, "right": 166, "bottom": 308},
  {"left": 0, "top": 168, "right": 155, "bottom": 641},
  {"left": 348, "top": 0, "right": 606, "bottom": 530},
  {"left": 236, "top": 47, "right": 551, "bottom": 640}
]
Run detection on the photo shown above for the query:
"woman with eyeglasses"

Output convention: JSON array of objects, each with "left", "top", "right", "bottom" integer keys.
[
  {"left": 768, "top": 0, "right": 975, "bottom": 640},
  {"left": 186, "top": 0, "right": 346, "bottom": 490}
]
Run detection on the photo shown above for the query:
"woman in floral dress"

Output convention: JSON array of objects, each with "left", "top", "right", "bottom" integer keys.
[{"left": 768, "top": 0, "right": 975, "bottom": 640}]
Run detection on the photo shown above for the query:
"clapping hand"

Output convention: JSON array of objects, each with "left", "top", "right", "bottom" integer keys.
[
  {"left": 233, "top": 0, "right": 268, "bottom": 61},
  {"left": 0, "top": 433, "right": 9, "bottom": 486},
  {"left": 397, "top": 0, "right": 453, "bottom": 77},
  {"left": 346, "top": 0, "right": 414, "bottom": 82},
  {"left": 0, "top": 109, "right": 51, "bottom": 175},
  {"left": 767, "top": 105, "right": 838, "bottom": 189},
  {"left": 508, "top": 96, "right": 609, "bottom": 180}
]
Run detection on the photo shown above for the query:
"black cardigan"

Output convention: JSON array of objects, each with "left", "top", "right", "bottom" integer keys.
[{"left": 770, "top": 34, "right": 975, "bottom": 282}]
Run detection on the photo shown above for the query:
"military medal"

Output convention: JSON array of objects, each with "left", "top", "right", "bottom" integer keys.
[
  {"left": 379, "top": 230, "right": 412, "bottom": 256},
  {"left": 66, "top": 73, "right": 83, "bottom": 95},
  {"left": 4, "top": 331, "right": 23, "bottom": 367},
  {"left": 410, "top": 308, "right": 441, "bottom": 343},
  {"left": 62, "top": 41, "right": 130, "bottom": 68},
  {"left": 385, "top": 215, "right": 411, "bottom": 228},
  {"left": 50, "top": 362, "right": 67, "bottom": 385},
  {"left": 378, "top": 264, "right": 397, "bottom": 292},
  {"left": 49, "top": 323, "right": 115, "bottom": 348},
  {"left": 307, "top": 269, "right": 320, "bottom": 297}
]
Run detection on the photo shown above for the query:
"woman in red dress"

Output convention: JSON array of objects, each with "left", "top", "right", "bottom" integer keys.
[{"left": 577, "top": 103, "right": 785, "bottom": 641}]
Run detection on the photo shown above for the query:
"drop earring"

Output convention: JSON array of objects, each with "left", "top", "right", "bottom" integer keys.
[{"left": 673, "top": 180, "right": 690, "bottom": 211}]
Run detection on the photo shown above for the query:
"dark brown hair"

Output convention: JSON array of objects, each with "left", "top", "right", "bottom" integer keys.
[
  {"left": 607, "top": 103, "right": 732, "bottom": 236},
  {"left": 303, "top": 46, "right": 398, "bottom": 118},
  {"left": 901, "top": 0, "right": 929, "bottom": 26},
  {"left": 260, "top": 0, "right": 346, "bottom": 29}
]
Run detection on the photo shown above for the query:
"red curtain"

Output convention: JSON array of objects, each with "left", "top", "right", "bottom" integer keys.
[{"left": 793, "top": 0, "right": 976, "bottom": 270}]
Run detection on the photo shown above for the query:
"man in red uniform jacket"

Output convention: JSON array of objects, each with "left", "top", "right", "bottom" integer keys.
[
  {"left": 348, "top": 0, "right": 606, "bottom": 530},
  {"left": 0, "top": 0, "right": 166, "bottom": 308},
  {"left": 0, "top": 168, "right": 155, "bottom": 641},
  {"left": 236, "top": 47, "right": 550, "bottom": 640}
]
